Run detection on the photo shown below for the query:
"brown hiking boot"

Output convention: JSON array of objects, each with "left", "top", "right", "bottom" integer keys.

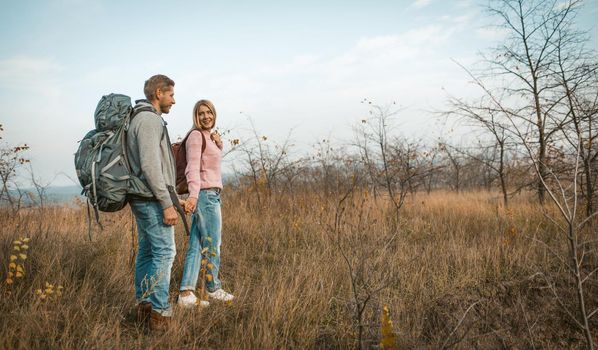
[
  {"left": 149, "top": 310, "right": 171, "bottom": 332},
  {"left": 136, "top": 302, "right": 152, "bottom": 325}
]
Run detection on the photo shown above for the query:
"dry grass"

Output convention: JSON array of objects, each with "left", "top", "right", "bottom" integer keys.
[{"left": 0, "top": 190, "right": 597, "bottom": 349}]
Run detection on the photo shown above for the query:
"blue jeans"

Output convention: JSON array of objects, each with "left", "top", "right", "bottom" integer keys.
[
  {"left": 130, "top": 200, "right": 176, "bottom": 316},
  {"left": 180, "top": 189, "right": 223, "bottom": 292}
]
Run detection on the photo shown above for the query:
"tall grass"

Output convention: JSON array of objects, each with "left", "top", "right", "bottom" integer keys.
[{"left": 0, "top": 190, "right": 596, "bottom": 348}]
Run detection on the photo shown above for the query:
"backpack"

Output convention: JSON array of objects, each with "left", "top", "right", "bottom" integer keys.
[
  {"left": 172, "top": 130, "right": 206, "bottom": 195},
  {"left": 74, "top": 94, "right": 153, "bottom": 215},
  {"left": 75, "top": 94, "right": 191, "bottom": 239}
]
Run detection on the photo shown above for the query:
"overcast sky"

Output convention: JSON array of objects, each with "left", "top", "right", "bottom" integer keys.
[{"left": 2, "top": 0, "right": 597, "bottom": 186}]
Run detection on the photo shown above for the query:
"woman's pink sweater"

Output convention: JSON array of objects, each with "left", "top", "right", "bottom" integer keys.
[{"left": 185, "top": 129, "right": 223, "bottom": 199}]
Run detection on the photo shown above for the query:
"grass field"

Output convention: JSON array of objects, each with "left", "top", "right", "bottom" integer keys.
[{"left": 1, "top": 189, "right": 596, "bottom": 349}]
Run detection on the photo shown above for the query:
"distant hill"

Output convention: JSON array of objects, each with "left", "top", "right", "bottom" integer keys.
[
  {"left": 10, "top": 173, "right": 240, "bottom": 206},
  {"left": 44, "top": 185, "right": 84, "bottom": 203},
  {"left": 8, "top": 185, "right": 84, "bottom": 205}
]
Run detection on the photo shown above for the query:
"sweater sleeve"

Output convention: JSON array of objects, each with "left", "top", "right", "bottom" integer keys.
[
  {"left": 136, "top": 114, "right": 173, "bottom": 209},
  {"left": 185, "top": 130, "right": 204, "bottom": 199}
]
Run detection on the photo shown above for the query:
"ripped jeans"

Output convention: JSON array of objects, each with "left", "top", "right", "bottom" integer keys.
[
  {"left": 180, "top": 189, "right": 223, "bottom": 293},
  {"left": 130, "top": 200, "right": 176, "bottom": 316}
]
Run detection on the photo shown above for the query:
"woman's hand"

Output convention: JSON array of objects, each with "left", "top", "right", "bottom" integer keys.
[
  {"left": 211, "top": 131, "right": 223, "bottom": 148},
  {"left": 185, "top": 197, "right": 197, "bottom": 214}
]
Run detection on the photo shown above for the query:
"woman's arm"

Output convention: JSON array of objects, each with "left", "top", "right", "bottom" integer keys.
[{"left": 185, "top": 130, "right": 204, "bottom": 201}]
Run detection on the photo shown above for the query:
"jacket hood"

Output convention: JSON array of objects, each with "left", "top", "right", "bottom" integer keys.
[{"left": 134, "top": 99, "right": 159, "bottom": 115}]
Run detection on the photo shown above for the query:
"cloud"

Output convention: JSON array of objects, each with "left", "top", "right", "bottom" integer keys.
[
  {"left": 412, "top": 0, "right": 432, "bottom": 8},
  {"left": 451, "top": 14, "right": 474, "bottom": 25},
  {"left": 176, "top": 22, "right": 469, "bottom": 148},
  {"left": 455, "top": 0, "right": 475, "bottom": 8},
  {"left": 554, "top": 1, "right": 583, "bottom": 11},
  {"left": 476, "top": 26, "right": 509, "bottom": 41},
  {"left": 330, "top": 24, "right": 456, "bottom": 70},
  {"left": 159, "top": 25, "right": 459, "bottom": 150},
  {"left": 255, "top": 54, "right": 321, "bottom": 76},
  {"left": 0, "top": 56, "right": 64, "bottom": 97},
  {"left": 0, "top": 56, "right": 62, "bottom": 78},
  {"left": 0, "top": 18, "right": 476, "bottom": 185}
]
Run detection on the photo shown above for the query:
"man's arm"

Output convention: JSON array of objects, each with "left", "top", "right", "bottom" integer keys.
[{"left": 136, "top": 114, "right": 174, "bottom": 211}]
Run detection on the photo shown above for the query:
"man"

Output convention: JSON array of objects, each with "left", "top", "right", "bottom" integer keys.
[{"left": 127, "top": 74, "right": 178, "bottom": 331}]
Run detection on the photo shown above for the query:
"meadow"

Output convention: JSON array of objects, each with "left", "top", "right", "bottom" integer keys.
[{"left": 1, "top": 189, "right": 596, "bottom": 349}]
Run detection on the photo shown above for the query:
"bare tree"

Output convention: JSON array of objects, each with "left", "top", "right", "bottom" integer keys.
[
  {"left": 233, "top": 116, "right": 301, "bottom": 206},
  {"left": 449, "top": 2, "right": 598, "bottom": 342},
  {"left": 354, "top": 100, "right": 412, "bottom": 222},
  {"left": 459, "top": 48, "right": 597, "bottom": 350},
  {"left": 420, "top": 143, "right": 445, "bottom": 194},
  {"left": 0, "top": 124, "right": 30, "bottom": 212},
  {"left": 324, "top": 175, "right": 396, "bottom": 349},
  {"left": 438, "top": 141, "right": 465, "bottom": 193},
  {"left": 445, "top": 99, "right": 514, "bottom": 205},
  {"left": 482, "top": 0, "right": 584, "bottom": 204},
  {"left": 353, "top": 116, "right": 382, "bottom": 201},
  {"left": 311, "top": 138, "right": 341, "bottom": 195},
  {"left": 510, "top": 114, "right": 596, "bottom": 349},
  {"left": 551, "top": 23, "right": 598, "bottom": 215}
]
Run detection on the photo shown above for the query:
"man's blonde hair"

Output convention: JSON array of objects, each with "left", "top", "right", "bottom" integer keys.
[
  {"left": 144, "top": 74, "right": 175, "bottom": 101},
  {"left": 192, "top": 99, "right": 217, "bottom": 130}
]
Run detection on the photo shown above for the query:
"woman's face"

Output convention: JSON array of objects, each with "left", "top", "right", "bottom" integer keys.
[{"left": 196, "top": 104, "right": 215, "bottom": 130}]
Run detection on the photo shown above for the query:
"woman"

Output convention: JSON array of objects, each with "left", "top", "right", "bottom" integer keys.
[{"left": 178, "top": 99, "right": 234, "bottom": 307}]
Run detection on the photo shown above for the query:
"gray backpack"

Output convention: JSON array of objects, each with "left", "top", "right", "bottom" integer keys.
[{"left": 75, "top": 94, "right": 153, "bottom": 217}]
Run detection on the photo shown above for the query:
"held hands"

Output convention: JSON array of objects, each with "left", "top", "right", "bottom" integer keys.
[
  {"left": 184, "top": 197, "right": 197, "bottom": 214},
  {"left": 163, "top": 206, "right": 178, "bottom": 226}
]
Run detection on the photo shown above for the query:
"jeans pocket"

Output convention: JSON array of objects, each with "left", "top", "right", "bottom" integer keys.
[{"left": 205, "top": 191, "right": 221, "bottom": 204}]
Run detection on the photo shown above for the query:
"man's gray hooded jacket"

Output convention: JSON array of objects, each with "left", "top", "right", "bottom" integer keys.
[{"left": 127, "top": 100, "right": 176, "bottom": 209}]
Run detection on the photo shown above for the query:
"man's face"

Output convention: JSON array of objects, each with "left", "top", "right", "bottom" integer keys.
[
  {"left": 197, "top": 104, "right": 215, "bottom": 129},
  {"left": 156, "top": 86, "right": 175, "bottom": 114}
]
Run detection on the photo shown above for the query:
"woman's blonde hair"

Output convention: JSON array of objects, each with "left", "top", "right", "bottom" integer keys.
[{"left": 192, "top": 99, "right": 217, "bottom": 130}]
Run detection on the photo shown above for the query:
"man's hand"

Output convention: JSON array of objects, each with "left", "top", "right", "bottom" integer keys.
[
  {"left": 163, "top": 206, "right": 178, "bottom": 226},
  {"left": 185, "top": 197, "right": 197, "bottom": 214}
]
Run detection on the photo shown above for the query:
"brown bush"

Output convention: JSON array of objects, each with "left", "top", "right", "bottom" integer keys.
[{"left": 0, "top": 190, "right": 596, "bottom": 348}]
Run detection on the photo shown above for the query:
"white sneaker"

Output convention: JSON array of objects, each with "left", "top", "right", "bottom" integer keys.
[
  {"left": 207, "top": 289, "right": 234, "bottom": 302},
  {"left": 177, "top": 292, "right": 210, "bottom": 308}
]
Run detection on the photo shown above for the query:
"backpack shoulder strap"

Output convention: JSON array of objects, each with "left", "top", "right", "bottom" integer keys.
[
  {"left": 183, "top": 129, "right": 207, "bottom": 154},
  {"left": 201, "top": 131, "right": 207, "bottom": 153},
  {"left": 130, "top": 106, "right": 154, "bottom": 121}
]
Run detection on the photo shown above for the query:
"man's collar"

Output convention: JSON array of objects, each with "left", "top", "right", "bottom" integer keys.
[{"left": 135, "top": 99, "right": 161, "bottom": 115}]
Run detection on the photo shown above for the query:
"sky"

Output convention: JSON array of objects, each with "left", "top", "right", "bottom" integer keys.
[{"left": 1, "top": 0, "right": 598, "bottom": 186}]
